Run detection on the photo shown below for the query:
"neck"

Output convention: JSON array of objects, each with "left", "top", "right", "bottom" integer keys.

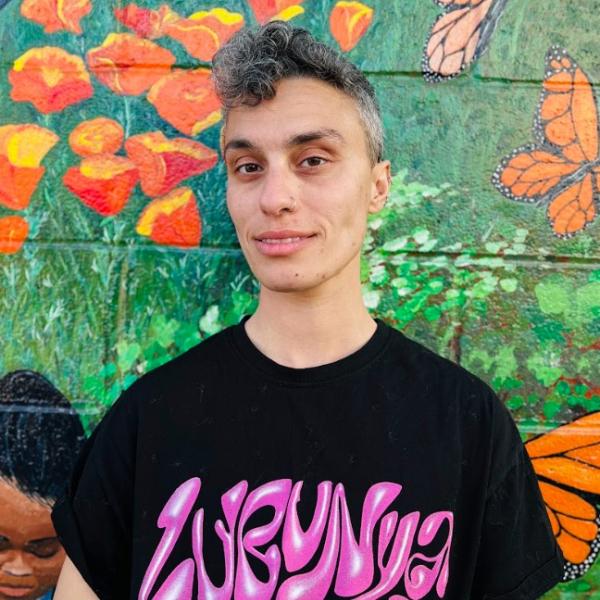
[{"left": 244, "top": 262, "right": 376, "bottom": 368}]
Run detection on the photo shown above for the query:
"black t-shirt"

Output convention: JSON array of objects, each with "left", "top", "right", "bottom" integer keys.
[{"left": 52, "top": 318, "right": 564, "bottom": 599}]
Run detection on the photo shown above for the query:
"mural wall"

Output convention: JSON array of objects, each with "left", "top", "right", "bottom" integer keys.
[{"left": 0, "top": 0, "right": 599, "bottom": 597}]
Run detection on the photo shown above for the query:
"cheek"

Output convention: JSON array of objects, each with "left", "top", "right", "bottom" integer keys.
[{"left": 31, "top": 548, "right": 65, "bottom": 583}]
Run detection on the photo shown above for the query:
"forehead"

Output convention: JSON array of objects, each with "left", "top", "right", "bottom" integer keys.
[{"left": 222, "top": 77, "right": 366, "bottom": 150}]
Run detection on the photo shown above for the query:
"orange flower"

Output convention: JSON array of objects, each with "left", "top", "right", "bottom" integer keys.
[
  {"left": 9, "top": 47, "right": 93, "bottom": 113},
  {"left": 136, "top": 186, "right": 201, "bottom": 247},
  {"left": 114, "top": 3, "right": 179, "bottom": 39},
  {"left": 20, "top": 0, "right": 92, "bottom": 34},
  {"left": 0, "top": 124, "right": 59, "bottom": 210},
  {"left": 87, "top": 33, "right": 175, "bottom": 95},
  {"left": 163, "top": 8, "right": 244, "bottom": 62},
  {"left": 247, "top": 0, "right": 305, "bottom": 24},
  {"left": 147, "top": 68, "right": 222, "bottom": 136},
  {"left": 330, "top": 1, "right": 373, "bottom": 52},
  {"left": 125, "top": 131, "right": 217, "bottom": 197},
  {"left": 0, "top": 216, "right": 29, "bottom": 255},
  {"left": 63, "top": 154, "right": 139, "bottom": 216},
  {"left": 69, "top": 117, "right": 124, "bottom": 157}
]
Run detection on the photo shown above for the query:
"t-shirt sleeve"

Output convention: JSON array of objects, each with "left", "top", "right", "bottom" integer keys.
[
  {"left": 472, "top": 398, "right": 564, "bottom": 599},
  {"left": 51, "top": 381, "right": 141, "bottom": 600}
]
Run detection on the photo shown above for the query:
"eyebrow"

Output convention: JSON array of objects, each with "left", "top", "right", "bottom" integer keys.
[
  {"left": 223, "top": 128, "right": 346, "bottom": 157},
  {"left": 25, "top": 537, "right": 59, "bottom": 546}
]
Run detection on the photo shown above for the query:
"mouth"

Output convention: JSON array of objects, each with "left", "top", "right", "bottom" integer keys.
[
  {"left": 0, "top": 585, "right": 35, "bottom": 598},
  {"left": 253, "top": 230, "right": 317, "bottom": 257}
]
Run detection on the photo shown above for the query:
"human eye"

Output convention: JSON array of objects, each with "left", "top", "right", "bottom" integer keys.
[
  {"left": 299, "top": 156, "right": 328, "bottom": 168},
  {"left": 235, "top": 162, "right": 263, "bottom": 175},
  {"left": 0, "top": 536, "right": 10, "bottom": 552},
  {"left": 24, "top": 537, "right": 61, "bottom": 559}
]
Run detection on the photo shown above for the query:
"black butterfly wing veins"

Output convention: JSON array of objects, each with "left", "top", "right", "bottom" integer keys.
[{"left": 423, "top": 0, "right": 509, "bottom": 82}]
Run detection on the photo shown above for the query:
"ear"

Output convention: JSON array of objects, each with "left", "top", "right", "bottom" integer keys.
[{"left": 368, "top": 160, "right": 391, "bottom": 213}]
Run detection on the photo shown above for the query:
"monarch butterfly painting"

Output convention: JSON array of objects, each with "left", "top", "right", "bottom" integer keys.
[
  {"left": 422, "top": 0, "right": 509, "bottom": 82},
  {"left": 526, "top": 411, "right": 600, "bottom": 580},
  {"left": 492, "top": 47, "right": 600, "bottom": 238}
]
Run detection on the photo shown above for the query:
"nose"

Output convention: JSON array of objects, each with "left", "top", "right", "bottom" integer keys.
[
  {"left": 1, "top": 551, "right": 34, "bottom": 577},
  {"left": 258, "top": 164, "right": 298, "bottom": 216}
]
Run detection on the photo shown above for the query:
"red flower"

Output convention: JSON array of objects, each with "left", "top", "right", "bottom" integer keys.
[
  {"left": 87, "top": 33, "right": 175, "bottom": 95},
  {"left": 125, "top": 131, "right": 217, "bottom": 197},
  {"left": 114, "top": 3, "right": 179, "bottom": 39},
  {"left": 163, "top": 8, "right": 244, "bottom": 62},
  {"left": 147, "top": 68, "right": 222, "bottom": 136},
  {"left": 9, "top": 47, "right": 93, "bottom": 113},
  {"left": 0, "top": 216, "right": 28, "bottom": 254},
  {"left": 0, "top": 124, "right": 59, "bottom": 210},
  {"left": 63, "top": 154, "right": 139, "bottom": 216},
  {"left": 20, "top": 0, "right": 92, "bottom": 34},
  {"left": 330, "top": 1, "right": 373, "bottom": 52},
  {"left": 246, "top": 0, "right": 305, "bottom": 24},
  {"left": 69, "top": 117, "right": 124, "bottom": 157},
  {"left": 136, "top": 186, "right": 201, "bottom": 247}
]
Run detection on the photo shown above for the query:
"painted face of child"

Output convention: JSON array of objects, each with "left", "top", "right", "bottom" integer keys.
[{"left": 0, "top": 479, "right": 65, "bottom": 600}]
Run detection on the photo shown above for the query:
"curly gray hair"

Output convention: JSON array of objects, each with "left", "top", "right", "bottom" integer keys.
[{"left": 212, "top": 21, "right": 384, "bottom": 164}]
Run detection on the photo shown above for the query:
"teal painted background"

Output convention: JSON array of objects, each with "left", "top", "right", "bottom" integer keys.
[{"left": 1, "top": 0, "right": 599, "bottom": 596}]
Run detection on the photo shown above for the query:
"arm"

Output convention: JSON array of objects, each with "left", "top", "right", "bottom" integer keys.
[{"left": 54, "top": 556, "right": 99, "bottom": 600}]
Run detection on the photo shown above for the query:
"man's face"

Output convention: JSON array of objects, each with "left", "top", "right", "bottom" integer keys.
[
  {"left": 223, "top": 77, "right": 389, "bottom": 294},
  {"left": 0, "top": 479, "right": 64, "bottom": 600}
]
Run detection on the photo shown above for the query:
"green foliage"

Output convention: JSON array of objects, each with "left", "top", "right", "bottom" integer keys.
[{"left": 362, "top": 171, "right": 600, "bottom": 435}]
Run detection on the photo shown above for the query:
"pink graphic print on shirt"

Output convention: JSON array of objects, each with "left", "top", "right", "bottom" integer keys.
[{"left": 139, "top": 478, "right": 453, "bottom": 600}]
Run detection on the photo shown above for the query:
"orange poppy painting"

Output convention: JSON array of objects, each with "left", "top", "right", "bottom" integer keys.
[
  {"left": 147, "top": 69, "right": 222, "bottom": 136},
  {"left": 163, "top": 8, "right": 245, "bottom": 62},
  {"left": 125, "top": 131, "right": 218, "bottom": 198},
  {"left": 63, "top": 154, "right": 139, "bottom": 216},
  {"left": 113, "top": 3, "right": 179, "bottom": 39},
  {"left": 86, "top": 33, "right": 175, "bottom": 96},
  {"left": 0, "top": 124, "right": 59, "bottom": 210},
  {"left": 330, "top": 1, "right": 373, "bottom": 52},
  {"left": 9, "top": 47, "right": 93, "bottom": 113},
  {"left": 115, "top": 4, "right": 244, "bottom": 62},
  {"left": 0, "top": 216, "right": 28, "bottom": 255},
  {"left": 246, "top": 0, "right": 305, "bottom": 24},
  {"left": 20, "top": 0, "right": 92, "bottom": 34},
  {"left": 69, "top": 118, "right": 125, "bottom": 157},
  {"left": 136, "top": 186, "right": 201, "bottom": 248}
]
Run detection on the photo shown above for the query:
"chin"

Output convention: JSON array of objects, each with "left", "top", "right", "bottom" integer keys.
[{"left": 255, "top": 269, "right": 325, "bottom": 294}]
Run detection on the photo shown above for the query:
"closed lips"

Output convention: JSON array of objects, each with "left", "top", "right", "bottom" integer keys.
[{"left": 260, "top": 236, "right": 308, "bottom": 244}]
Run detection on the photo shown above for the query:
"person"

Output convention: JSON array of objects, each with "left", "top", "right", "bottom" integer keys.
[
  {"left": 52, "top": 21, "right": 564, "bottom": 600},
  {"left": 0, "top": 370, "right": 85, "bottom": 600}
]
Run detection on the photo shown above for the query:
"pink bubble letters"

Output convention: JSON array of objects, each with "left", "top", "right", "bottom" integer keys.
[{"left": 139, "top": 478, "right": 453, "bottom": 599}]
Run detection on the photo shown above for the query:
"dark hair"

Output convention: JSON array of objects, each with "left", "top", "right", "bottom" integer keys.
[
  {"left": 0, "top": 370, "right": 85, "bottom": 505},
  {"left": 212, "top": 20, "right": 384, "bottom": 164}
]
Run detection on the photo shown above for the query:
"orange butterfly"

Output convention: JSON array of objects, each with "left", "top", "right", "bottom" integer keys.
[
  {"left": 526, "top": 411, "right": 600, "bottom": 580},
  {"left": 493, "top": 47, "right": 600, "bottom": 238},
  {"left": 422, "top": 0, "right": 509, "bottom": 82}
]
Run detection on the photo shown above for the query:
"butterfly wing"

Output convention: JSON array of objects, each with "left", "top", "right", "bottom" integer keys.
[
  {"left": 546, "top": 172, "right": 598, "bottom": 237},
  {"left": 492, "top": 144, "right": 580, "bottom": 203},
  {"left": 538, "top": 48, "right": 600, "bottom": 233},
  {"left": 535, "top": 47, "right": 599, "bottom": 164},
  {"left": 423, "top": 0, "right": 508, "bottom": 82},
  {"left": 493, "top": 47, "right": 600, "bottom": 237},
  {"left": 526, "top": 412, "right": 600, "bottom": 579},
  {"left": 539, "top": 480, "right": 600, "bottom": 580}
]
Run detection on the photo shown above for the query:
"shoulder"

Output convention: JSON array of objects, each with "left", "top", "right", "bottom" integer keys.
[
  {"left": 381, "top": 323, "right": 516, "bottom": 437},
  {"left": 382, "top": 323, "right": 498, "bottom": 404},
  {"left": 105, "top": 324, "right": 237, "bottom": 418}
]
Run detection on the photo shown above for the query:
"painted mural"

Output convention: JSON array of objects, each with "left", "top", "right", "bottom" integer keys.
[{"left": 0, "top": 0, "right": 599, "bottom": 597}]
